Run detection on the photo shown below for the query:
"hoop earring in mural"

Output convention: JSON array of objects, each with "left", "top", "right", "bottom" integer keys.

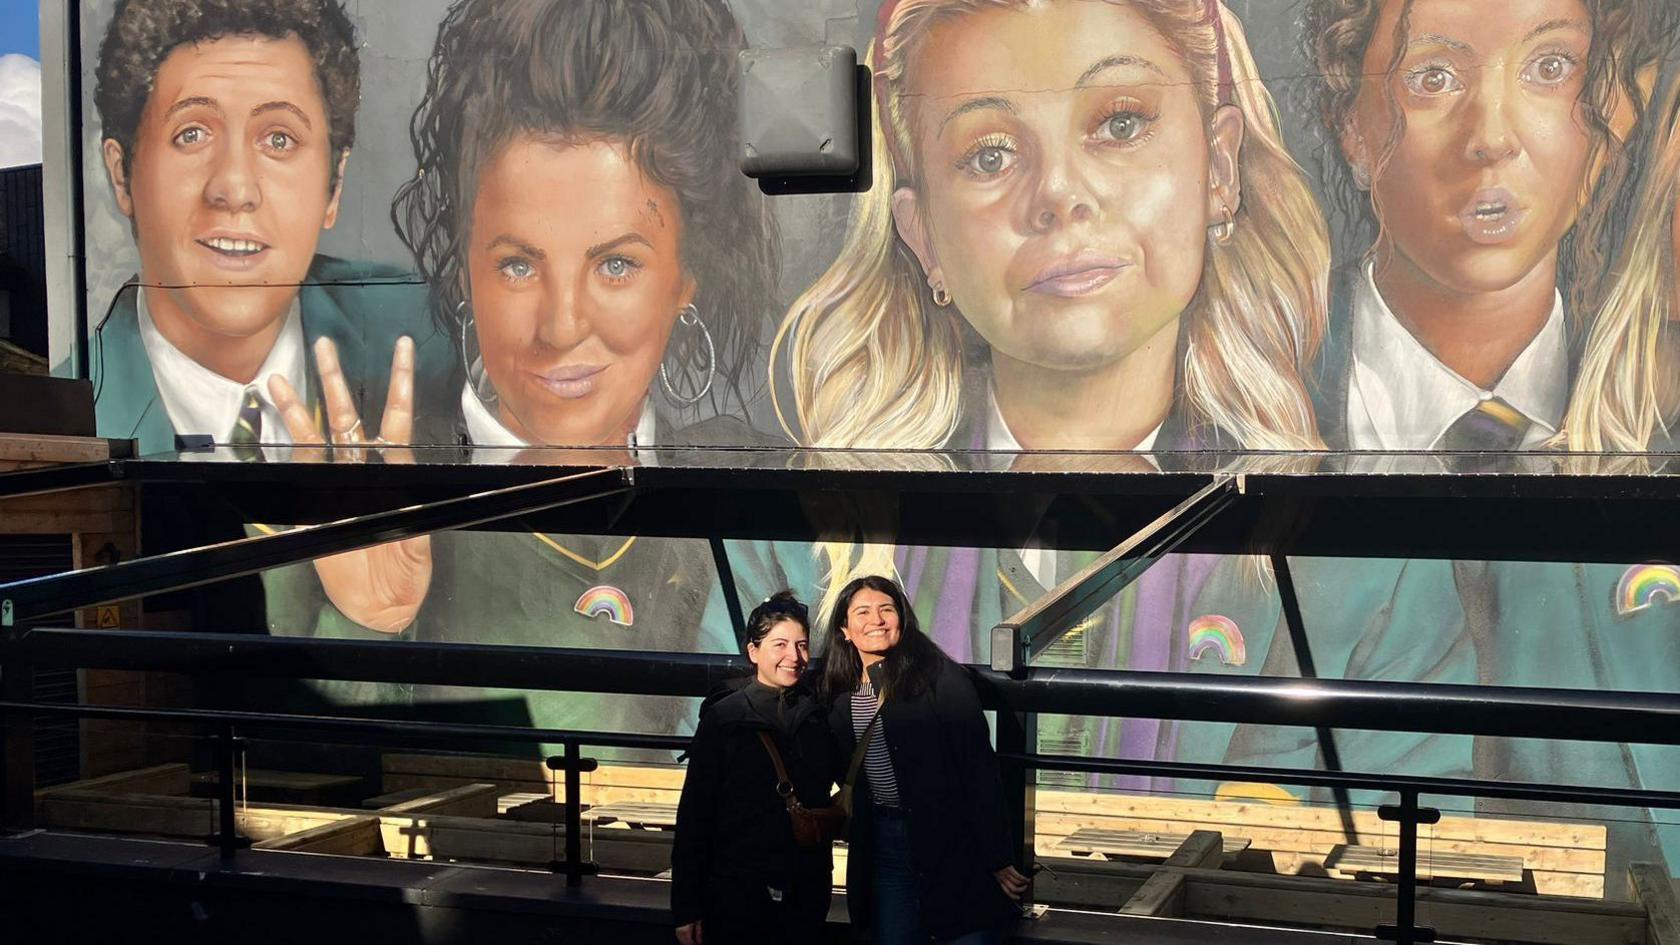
[
  {"left": 931, "top": 282, "right": 952, "bottom": 307},
  {"left": 659, "top": 304, "right": 716, "bottom": 407},
  {"left": 1209, "top": 205, "right": 1235, "bottom": 246},
  {"left": 457, "top": 300, "right": 496, "bottom": 405}
]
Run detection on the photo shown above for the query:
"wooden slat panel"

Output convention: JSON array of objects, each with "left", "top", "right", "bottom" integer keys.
[{"left": 1183, "top": 867, "right": 1642, "bottom": 945}]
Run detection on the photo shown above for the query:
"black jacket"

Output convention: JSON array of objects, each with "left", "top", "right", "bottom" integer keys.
[
  {"left": 670, "top": 679, "right": 838, "bottom": 927},
  {"left": 832, "top": 658, "right": 1018, "bottom": 940}
]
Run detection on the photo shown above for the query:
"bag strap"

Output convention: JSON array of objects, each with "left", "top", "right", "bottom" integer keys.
[
  {"left": 842, "top": 702, "right": 885, "bottom": 791},
  {"left": 756, "top": 730, "right": 808, "bottom": 811}
]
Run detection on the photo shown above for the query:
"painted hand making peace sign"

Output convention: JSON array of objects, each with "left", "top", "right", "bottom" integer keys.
[{"left": 267, "top": 336, "right": 434, "bottom": 633}]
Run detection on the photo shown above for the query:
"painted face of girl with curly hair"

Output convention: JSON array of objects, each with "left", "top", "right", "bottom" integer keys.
[
  {"left": 466, "top": 135, "right": 696, "bottom": 447},
  {"left": 1344, "top": 0, "right": 1593, "bottom": 302}
]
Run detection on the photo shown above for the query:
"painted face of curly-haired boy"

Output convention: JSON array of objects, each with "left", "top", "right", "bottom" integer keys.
[{"left": 101, "top": 33, "right": 346, "bottom": 381}]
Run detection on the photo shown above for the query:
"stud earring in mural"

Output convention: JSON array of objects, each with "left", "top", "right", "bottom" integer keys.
[
  {"left": 1209, "top": 204, "right": 1236, "bottom": 246},
  {"left": 457, "top": 300, "right": 496, "bottom": 405},
  {"left": 1350, "top": 163, "right": 1372, "bottom": 191},
  {"left": 931, "top": 282, "right": 952, "bottom": 307},
  {"left": 659, "top": 304, "right": 716, "bottom": 407}
]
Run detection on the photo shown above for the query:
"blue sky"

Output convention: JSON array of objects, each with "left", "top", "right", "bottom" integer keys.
[{"left": 0, "top": 0, "right": 38, "bottom": 62}]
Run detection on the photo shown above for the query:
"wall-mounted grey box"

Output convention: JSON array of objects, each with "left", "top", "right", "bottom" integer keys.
[{"left": 738, "top": 45, "right": 859, "bottom": 178}]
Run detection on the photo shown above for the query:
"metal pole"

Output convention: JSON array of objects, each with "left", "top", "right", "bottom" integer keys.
[
  {"left": 708, "top": 537, "right": 748, "bottom": 653},
  {"left": 995, "top": 707, "right": 1036, "bottom": 908},
  {"left": 211, "top": 722, "right": 248, "bottom": 857},
  {"left": 1376, "top": 788, "right": 1437, "bottom": 945},
  {"left": 1271, "top": 553, "right": 1358, "bottom": 846},
  {"left": 565, "top": 739, "right": 583, "bottom": 886},
  {"left": 1, "top": 635, "right": 35, "bottom": 829}
]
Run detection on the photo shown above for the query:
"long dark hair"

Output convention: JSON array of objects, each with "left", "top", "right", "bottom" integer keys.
[
  {"left": 820, "top": 575, "right": 948, "bottom": 702},
  {"left": 391, "top": 0, "right": 778, "bottom": 419}
]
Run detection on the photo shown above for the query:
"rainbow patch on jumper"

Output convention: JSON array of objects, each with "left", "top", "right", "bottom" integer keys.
[
  {"left": 1615, "top": 564, "right": 1680, "bottom": 617},
  {"left": 1186, "top": 614, "right": 1246, "bottom": 667},
  {"left": 574, "top": 585, "right": 634, "bottom": 627}
]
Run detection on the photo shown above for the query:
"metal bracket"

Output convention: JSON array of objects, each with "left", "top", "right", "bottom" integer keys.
[{"left": 990, "top": 475, "right": 1238, "bottom": 675}]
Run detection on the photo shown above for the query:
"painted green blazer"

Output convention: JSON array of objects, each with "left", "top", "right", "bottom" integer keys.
[
  {"left": 90, "top": 255, "right": 449, "bottom": 456},
  {"left": 92, "top": 255, "right": 451, "bottom": 706},
  {"left": 1479, "top": 560, "right": 1680, "bottom": 882}
]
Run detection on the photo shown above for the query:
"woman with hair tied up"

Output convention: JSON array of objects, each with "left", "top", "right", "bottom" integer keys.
[
  {"left": 671, "top": 592, "right": 837, "bottom": 945},
  {"left": 822, "top": 575, "right": 1026, "bottom": 945}
]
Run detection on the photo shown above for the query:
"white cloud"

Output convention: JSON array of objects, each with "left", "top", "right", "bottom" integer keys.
[{"left": 0, "top": 54, "right": 42, "bottom": 170}]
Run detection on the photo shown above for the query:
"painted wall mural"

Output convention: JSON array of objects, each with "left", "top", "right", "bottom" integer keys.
[{"left": 65, "top": 0, "right": 1680, "bottom": 881}]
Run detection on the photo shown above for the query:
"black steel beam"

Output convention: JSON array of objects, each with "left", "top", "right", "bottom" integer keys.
[
  {"left": 974, "top": 665, "right": 1680, "bottom": 746},
  {"left": 1000, "top": 750, "right": 1680, "bottom": 812},
  {"left": 0, "top": 467, "right": 630, "bottom": 625},
  {"left": 0, "top": 699, "right": 690, "bottom": 752},
  {"left": 10, "top": 629, "right": 744, "bottom": 697},
  {"left": 708, "top": 537, "right": 748, "bottom": 652},
  {"left": 990, "top": 475, "right": 1237, "bottom": 674},
  {"left": 14, "top": 628, "right": 1680, "bottom": 748},
  {"left": 0, "top": 461, "right": 119, "bottom": 500}
]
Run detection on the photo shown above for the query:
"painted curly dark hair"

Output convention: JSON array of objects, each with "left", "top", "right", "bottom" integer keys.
[
  {"left": 1305, "top": 0, "right": 1659, "bottom": 325},
  {"left": 93, "top": 0, "right": 360, "bottom": 189},
  {"left": 391, "top": 0, "right": 779, "bottom": 420}
]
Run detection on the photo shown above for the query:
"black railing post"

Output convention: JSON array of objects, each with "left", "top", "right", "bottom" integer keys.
[
  {"left": 1376, "top": 788, "right": 1438, "bottom": 945},
  {"left": 208, "top": 722, "right": 249, "bottom": 857},
  {"left": 565, "top": 739, "right": 584, "bottom": 887},
  {"left": 1, "top": 631, "right": 35, "bottom": 830},
  {"left": 547, "top": 741, "right": 600, "bottom": 887},
  {"left": 996, "top": 705, "right": 1037, "bottom": 908}
]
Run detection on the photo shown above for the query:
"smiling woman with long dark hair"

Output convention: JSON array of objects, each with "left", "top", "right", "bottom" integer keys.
[{"left": 821, "top": 575, "right": 1026, "bottom": 945}]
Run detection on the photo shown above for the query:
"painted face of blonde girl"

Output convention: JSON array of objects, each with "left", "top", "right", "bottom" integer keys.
[{"left": 891, "top": 0, "right": 1241, "bottom": 373}]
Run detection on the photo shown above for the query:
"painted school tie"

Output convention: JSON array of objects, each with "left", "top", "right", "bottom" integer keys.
[
  {"left": 1438, "top": 397, "right": 1530, "bottom": 469},
  {"left": 228, "top": 387, "right": 265, "bottom": 463}
]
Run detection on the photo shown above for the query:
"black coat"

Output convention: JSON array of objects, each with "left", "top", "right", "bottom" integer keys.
[
  {"left": 832, "top": 659, "right": 1018, "bottom": 940},
  {"left": 671, "top": 679, "right": 838, "bottom": 929}
]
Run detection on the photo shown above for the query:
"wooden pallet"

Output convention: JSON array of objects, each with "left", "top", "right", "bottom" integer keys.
[
  {"left": 1060, "top": 826, "right": 1250, "bottom": 861},
  {"left": 1325, "top": 842, "right": 1526, "bottom": 886}
]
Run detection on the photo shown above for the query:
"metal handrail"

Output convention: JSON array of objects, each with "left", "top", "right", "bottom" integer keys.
[{"left": 9, "top": 628, "right": 1680, "bottom": 748}]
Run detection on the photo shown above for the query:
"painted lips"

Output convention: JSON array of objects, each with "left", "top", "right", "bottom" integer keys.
[
  {"left": 195, "top": 234, "right": 272, "bottom": 271},
  {"left": 531, "top": 364, "right": 606, "bottom": 399},
  {"left": 1025, "top": 251, "right": 1130, "bottom": 298},
  {"left": 1457, "top": 187, "right": 1527, "bottom": 245}
]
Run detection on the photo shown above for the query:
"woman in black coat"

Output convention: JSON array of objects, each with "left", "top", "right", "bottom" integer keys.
[
  {"left": 823, "top": 575, "right": 1028, "bottom": 944},
  {"left": 671, "top": 592, "right": 838, "bottom": 944}
]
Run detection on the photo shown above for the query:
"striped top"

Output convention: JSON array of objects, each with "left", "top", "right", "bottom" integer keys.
[{"left": 852, "top": 678, "right": 900, "bottom": 807}]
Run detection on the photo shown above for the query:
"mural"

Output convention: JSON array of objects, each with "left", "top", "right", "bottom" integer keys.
[{"left": 66, "top": 0, "right": 1680, "bottom": 880}]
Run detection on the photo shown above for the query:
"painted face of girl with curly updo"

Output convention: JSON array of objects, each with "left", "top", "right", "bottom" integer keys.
[{"left": 1343, "top": 0, "right": 1594, "bottom": 301}]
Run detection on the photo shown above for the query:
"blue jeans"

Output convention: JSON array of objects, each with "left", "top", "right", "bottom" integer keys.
[{"left": 871, "top": 812, "right": 1003, "bottom": 945}]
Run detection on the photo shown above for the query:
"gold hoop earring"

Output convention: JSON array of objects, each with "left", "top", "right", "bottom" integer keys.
[
  {"left": 1210, "top": 204, "right": 1235, "bottom": 246},
  {"left": 931, "top": 283, "right": 952, "bottom": 307}
]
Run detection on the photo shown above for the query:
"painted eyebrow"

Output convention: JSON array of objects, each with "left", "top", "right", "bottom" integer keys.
[
  {"left": 939, "top": 95, "right": 1016, "bottom": 136},
  {"left": 485, "top": 235, "right": 545, "bottom": 259},
  {"left": 251, "top": 100, "right": 312, "bottom": 129},
  {"left": 1076, "top": 54, "right": 1167, "bottom": 87},
  {"left": 1524, "top": 18, "right": 1588, "bottom": 42},
  {"left": 1406, "top": 33, "right": 1474, "bottom": 54},
  {"left": 586, "top": 232, "right": 653, "bottom": 257},
  {"left": 163, "top": 96, "right": 222, "bottom": 120}
]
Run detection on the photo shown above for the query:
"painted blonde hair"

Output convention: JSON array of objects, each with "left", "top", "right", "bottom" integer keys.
[
  {"left": 770, "top": 0, "right": 1330, "bottom": 613},
  {"left": 1561, "top": 55, "right": 1680, "bottom": 452}
]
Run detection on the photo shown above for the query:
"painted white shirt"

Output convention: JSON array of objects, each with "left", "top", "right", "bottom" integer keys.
[
  {"left": 985, "top": 385, "right": 1161, "bottom": 589},
  {"left": 137, "top": 288, "right": 306, "bottom": 449},
  {"left": 461, "top": 383, "right": 657, "bottom": 458},
  {"left": 1346, "top": 263, "right": 1567, "bottom": 451}
]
